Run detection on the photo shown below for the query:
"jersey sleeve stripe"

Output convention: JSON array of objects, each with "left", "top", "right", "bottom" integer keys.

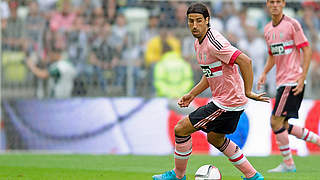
[
  {"left": 208, "top": 31, "right": 223, "bottom": 48},
  {"left": 296, "top": 42, "right": 309, "bottom": 49},
  {"left": 208, "top": 37, "right": 222, "bottom": 50},
  {"left": 230, "top": 50, "right": 242, "bottom": 65},
  {"left": 207, "top": 31, "right": 223, "bottom": 50}
]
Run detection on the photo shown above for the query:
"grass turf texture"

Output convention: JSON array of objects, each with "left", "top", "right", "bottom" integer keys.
[{"left": 0, "top": 154, "right": 319, "bottom": 180}]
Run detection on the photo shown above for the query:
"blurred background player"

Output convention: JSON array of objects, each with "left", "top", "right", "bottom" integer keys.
[
  {"left": 152, "top": 3, "right": 269, "bottom": 180},
  {"left": 26, "top": 31, "right": 76, "bottom": 98},
  {"left": 258, "top": 0, "right": 320, "bottom": 173},
  {"left": 153, "top": 40, "right": 194, "bottom": 115}
]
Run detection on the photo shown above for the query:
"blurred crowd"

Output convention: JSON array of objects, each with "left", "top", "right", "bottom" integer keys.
[{"left": 1, "top": 0, "right": 320, "bottom": 99}]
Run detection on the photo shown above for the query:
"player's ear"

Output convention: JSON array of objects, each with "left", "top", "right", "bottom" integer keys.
[{"left": 205, "top": 17, "right": 209, "bottom": 25}]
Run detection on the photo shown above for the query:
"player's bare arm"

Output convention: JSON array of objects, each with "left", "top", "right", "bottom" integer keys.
[
  {"left": 292, "top": 45, "right": 312, "bottom": 95},
  {"left": 178, "top": 75, "right": 209, "bottom": 107},
  {"left": 257, "top": 55, "right": 275, "bottom": 90},
  {"left": 26, "top": 58, "right": 49, "bottom": 79},
  {"left": 235, "top": 53, "right": 270, "bottom": 103}
]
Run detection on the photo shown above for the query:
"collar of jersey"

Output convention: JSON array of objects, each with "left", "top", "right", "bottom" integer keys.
[
  {"left": 199, "top": 28, "right": 211, "bottom": 45},
  {"left": 272, "top": 14, "right": 285, "bottom": 27}
]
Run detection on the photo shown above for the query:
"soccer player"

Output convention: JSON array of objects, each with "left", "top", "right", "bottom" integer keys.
[
  {"left": 152, "top": 3, "right": 269, "bottom": 180},
  {"left": 258, "top": 0, "right": 320, "bottom": 173}
]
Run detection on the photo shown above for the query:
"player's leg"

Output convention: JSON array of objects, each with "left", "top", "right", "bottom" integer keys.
[
  {"left": 204, "top": 107, "right": 263, "bottom": 180},
  {"left": 207, "top": 132, "right": 263, "bottom": 179},
  {"left": 283, "top": 85, "right": 319, "bottom": 145},
  {"left": 173, "top": 116, "right": 197, "bottom": 178},
  {"left": 286, "top": 120, "right": 320, "bottom": 146},
  {"left": 282, "top": 85, "right": 320, "bottom": 146},
  {"left": 268, "top": 86, "right": 296, "bottom": 172},
  {"left": 268, "top": 115, "right": 296, "bottom": 172},
  {"left": 152, "top": 115, "right": 197, "bottom": 180},
  {"left": 153, "top": 102, "right": 233, "bottom": 180}
]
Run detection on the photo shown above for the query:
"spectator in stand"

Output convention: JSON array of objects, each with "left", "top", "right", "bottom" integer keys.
[
  {"left": 26, "top": 32, "right": 77, "bottom": 98},
  {"left": 2, "top": 1, "right": 25, "bottom": 51},
  {"left": 226, "top": 8, "right": 256, "bottom": 47},
  {"left": 67, "top": 15, "right": 90, "bottom": 75},
  {"left": 89, "top": 22, "right": 119, "bottom": 93},
  {"left": 72, "top": 0, "right": 101, "bottom": 12},
  {"left": 90, "top": 12, "right": 105, "bottom": 38},
  {"left": 103, "top": 0, "right": 118, "bottom": 24},
  {"left": 181, "top": 34, "right": 203, "bottom": 84},
  {"left": 109, "top": 13, "right": 129, "bottom": 90},
  {"left": 24, "top": 1, "right": 46, "bottom": 54},
  {"left": 144, "top": 28, "right": 181, "bottom": 95},
  {"left": 218, "top": 1, "right": 237, "bottom": 27},
  {"left": 154, "top": 41, "right": 193, "bottom": 98},
  {"left": 297, "top": 1, "right": 320, "bottom": 98},
  {"left": 140, "top": 12, "right": 160, "bottom": 54},
  {"left": 72, "top": 0, "right": 101, "bottom": 8},
  {"left": 90, "top": 7, "right": 104, "bottom": 24},
  {"left": 0, "top": 0, "right": 10, "bottom": 20},
  {"left": 37, "top": 0, "right": 58, "bottom": 12},
  {"left": 298, "top": 1, "right": 320, "bottom": 49},
  {"left": 50, "top": 0, "right": 76, "bottom": 32},
  {"left": 73, "top": 0, "right": 102, "bottom": 24},
  {"left": 159, "top": 0, "right": 178, "bottom": 28},
  {"left": 209, "top": 14, "right": 224, "bottom": 33},
  {"left": 256, "top": 7, "right": 271, "bottom": 34},
  {"left": 238, "top": 26, "right": 275, "bottom": 96},
  {"left": 23, "top": 1, "right": 47, "bottom": 98},
  {"left": 154, "top": 41, "right": 194, "bottom": 115},
  {"left": 175, "top": 2, "right": 188, "bottom": 28},
  {"left": 145, "top": 28, "right": 181, "bottom": 68}
]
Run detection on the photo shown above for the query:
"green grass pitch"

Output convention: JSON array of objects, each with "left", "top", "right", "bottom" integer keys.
[{"left": 0, "top": 154, "right": 319, "bottom": 180}]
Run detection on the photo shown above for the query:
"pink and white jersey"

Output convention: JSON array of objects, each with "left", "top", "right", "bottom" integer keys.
[
  {"left": 194, "top": 28, "right": 247, "bottom": 110},
  {"left": 264, "top": 15, "right": 309, "bottom": 88}
]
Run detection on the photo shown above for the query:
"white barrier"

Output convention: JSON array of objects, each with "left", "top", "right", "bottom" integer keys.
[{"left": 2, "top": 98, "right": 320, "bottom": 155}]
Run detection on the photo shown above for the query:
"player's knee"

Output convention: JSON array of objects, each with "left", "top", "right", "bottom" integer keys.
[
  {"left": 208, "top": 138, "right": 224, "bottom": 148},
  {"left": 270, "top": 121, "right": 279, "bottom": 130},
  {"left": 174, "top": 120, "right": 187, "bottom": 136},
  {"left": 174, "top": 117, "right": 195, "bottom": 136},
  {"left": 270, "top": 119, "right": 287, "bottom": 134},
  {"left": 174, "top": 123, "right": 181, "bottom": 135},
  {"left": 270, "top": 121, "right": 283, "bottom": 131},
  {"left": 207, "top": 134, "right": 225, "bottom": 148},
  {"left": 270, "top": 116, "right": 284, "bottom": 131}
]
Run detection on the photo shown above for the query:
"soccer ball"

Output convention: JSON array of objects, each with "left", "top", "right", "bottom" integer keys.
[{"left": 195, "top": 164, "right": 222, "bottom": 180}]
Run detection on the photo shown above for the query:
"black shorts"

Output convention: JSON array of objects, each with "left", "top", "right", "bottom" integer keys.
[
  {"left": 188, "top": 102, "right": 243, "bottom": 134},
  {"left": 272, "top": 85, "right": 304, "bottom": 118}
]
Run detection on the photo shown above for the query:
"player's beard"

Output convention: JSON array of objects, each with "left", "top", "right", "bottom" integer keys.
[{"left": 192, "top": 31, "right": 201, "bottom": 38}]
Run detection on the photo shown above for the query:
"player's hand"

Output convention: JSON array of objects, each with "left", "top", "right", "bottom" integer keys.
[
  {"left": 178, "top": 93, "right": 195, "bottom": 108},
  {"left": 246, "top": 91, "right": 270, "bottom": 103},
  {"left": 292, "top": 75, "right": 305, "bottom": 96},
  {"left": 25, "top": 58, "right": 35, "bottom": 68},
  {"left": 257, "top": 74, "right": 266, "bottom": 90}
]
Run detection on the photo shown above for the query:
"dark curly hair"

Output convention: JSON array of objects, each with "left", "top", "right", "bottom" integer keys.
[{"left": 186, "top": 3, "right": 210, "bottom": 27}]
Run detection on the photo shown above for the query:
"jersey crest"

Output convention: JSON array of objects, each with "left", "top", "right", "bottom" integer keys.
[{"left": 198, "top": 52, "right": 207, "bottom": 63}]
